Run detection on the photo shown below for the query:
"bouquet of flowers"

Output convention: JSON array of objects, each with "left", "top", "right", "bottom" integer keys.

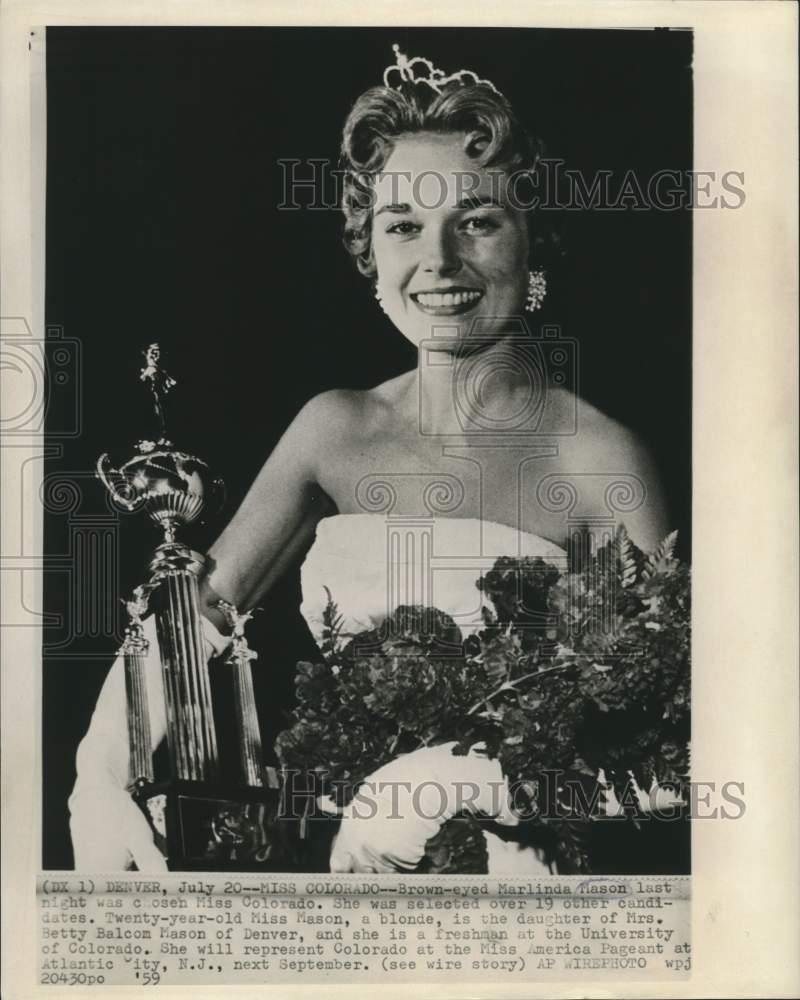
[{"left": 275, "top": 526, "right": 690, "bottom": 873}]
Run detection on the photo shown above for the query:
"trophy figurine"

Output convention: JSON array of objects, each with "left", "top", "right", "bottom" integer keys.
[{"left": 98, "top": 344, "right": 295, "bottom": 870}]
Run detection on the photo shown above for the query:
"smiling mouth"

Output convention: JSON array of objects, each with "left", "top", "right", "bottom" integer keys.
[{"left": 410, "top": 288, "right": 484, "bottom": 315}]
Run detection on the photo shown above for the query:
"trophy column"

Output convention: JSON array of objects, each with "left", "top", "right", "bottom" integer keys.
[
  {"left": 216, "top": 601, "right": 272, "bottom": 789},
  {"left": 119, "top": 587, "right": 155, "bottom": 789},
  {"left": 150, "top": 544, "right": 218, "bottom": 783}
]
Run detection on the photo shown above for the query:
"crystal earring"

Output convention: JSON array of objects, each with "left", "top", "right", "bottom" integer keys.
[
  {"left": 525, "top": 269, "right": 547, "bottom": 312},
  {"left": 374, "top": 281, "right": 388, "bottom": 314}
]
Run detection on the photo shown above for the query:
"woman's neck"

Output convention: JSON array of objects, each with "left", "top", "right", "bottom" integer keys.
[{"left": 410, "top": 334, "right": 544, "bottom": 437}]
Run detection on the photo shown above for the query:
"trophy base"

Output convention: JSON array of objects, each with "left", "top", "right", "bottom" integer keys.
[{"left": 132, "top": 779, "right": 302, "bottom": 872}]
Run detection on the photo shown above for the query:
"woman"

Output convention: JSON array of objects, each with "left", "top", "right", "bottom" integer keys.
[{"left": 69, "top": 45, "right": 669, "bottom": 873}]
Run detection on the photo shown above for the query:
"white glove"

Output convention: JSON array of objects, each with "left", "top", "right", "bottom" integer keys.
[
  {"left": 328, "top": 743, "right": 518, "bottom": 874},
  {"left": 69, "top": 614, "right": 230, "bottom": 871}
]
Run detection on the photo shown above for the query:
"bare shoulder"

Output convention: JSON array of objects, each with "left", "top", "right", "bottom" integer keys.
[
  {"left": 290, "top": 378, "right": 405, "bottom": 458},
  {"left": 300, "top": 373, "right": 412, "bottom": 431},
  {"left": 573, "top": 395, "right": 656, "bottom": 470},
  {"left": 302, "top": 378, "right": 396, "bottom": 421},
  {"left": 567, "top": 393, "right": 670, "bottom": 550},
  {"left": 295, "top": 387, "right": 364, "bottom": 430}
]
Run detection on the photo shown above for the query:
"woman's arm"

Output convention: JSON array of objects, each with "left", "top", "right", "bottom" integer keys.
[{"left": 199, "top": 390, "right": 344, "bottom": 625}]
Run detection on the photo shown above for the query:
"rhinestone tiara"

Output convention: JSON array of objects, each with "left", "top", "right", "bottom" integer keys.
[{"left": 383, "top": 43, "right": 501, "bottom": 96}]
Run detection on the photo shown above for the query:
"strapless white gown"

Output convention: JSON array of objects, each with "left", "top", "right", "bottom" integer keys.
[
  {"left": 298, "top": 514, "right": 567, "bottom": 874},
  {"left": 300, "top": 513, "right": 566, "bottom": 643}
]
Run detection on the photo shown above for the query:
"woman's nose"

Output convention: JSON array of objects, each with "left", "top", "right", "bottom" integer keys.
[{"left": 421, "top": 227, "right": 462, "bottom": 277}]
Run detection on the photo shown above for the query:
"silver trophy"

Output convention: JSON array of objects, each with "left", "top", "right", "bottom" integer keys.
[{"left": 98, "top": 345, "right": 292, "bottom": 870}]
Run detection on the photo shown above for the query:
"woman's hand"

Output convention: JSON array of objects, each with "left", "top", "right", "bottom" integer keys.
[{"left": 327, "top": 743, "right": 518, "bottom": 873}]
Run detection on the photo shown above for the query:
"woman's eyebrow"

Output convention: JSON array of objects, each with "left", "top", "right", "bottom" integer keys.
[
  {"left": 456, "top": 195, "right": 505, "bottom": 210},
  {"left": 374, "top": 202, "right": 412, "bottom": 217},
  {"left": 374, "top": 196, "right": 506, "bottom": 217}
]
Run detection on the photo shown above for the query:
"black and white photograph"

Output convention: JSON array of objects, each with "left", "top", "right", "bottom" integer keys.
[
  {"left": 41, "top": 25, "right": 692, "bottom": 876},
  {"left": 1, "top": 3, "right": 797, "bottom": 997}
]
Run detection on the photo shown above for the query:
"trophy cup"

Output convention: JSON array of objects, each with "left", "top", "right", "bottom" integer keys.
[{"left": 98, "top": 344, "right": 297, "bottom": 870}]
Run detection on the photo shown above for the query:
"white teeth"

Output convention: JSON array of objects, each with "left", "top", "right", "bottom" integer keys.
[{"left": 415, "top": 291, "right": 482, "bottom": 307}]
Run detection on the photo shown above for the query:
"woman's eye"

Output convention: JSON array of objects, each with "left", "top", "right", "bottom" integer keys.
[
  {"left": 462, "top": 216, "right": 500, "bottom": 233},
  {"left": 385, "top": 221, "right": 419, "bottom": 236}
]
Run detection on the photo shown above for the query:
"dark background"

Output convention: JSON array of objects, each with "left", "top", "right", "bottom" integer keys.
[{"left": 43, "top": 26, "right": 692, "bottom": 869}]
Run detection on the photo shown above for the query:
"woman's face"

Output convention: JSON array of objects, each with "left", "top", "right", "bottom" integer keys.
[{"left": 371, "top": 132, "right": 530, "bottom": 351}]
